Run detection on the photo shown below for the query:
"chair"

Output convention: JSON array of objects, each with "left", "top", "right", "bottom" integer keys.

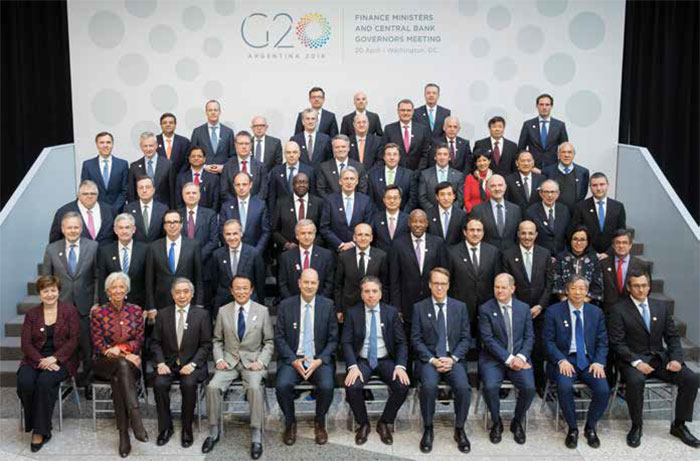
[
  {"left": 411, "top": 381, "right": 460, "bottom": 423},
  {"left": 219, "top": 377, "right": 270, "bottom": 435},
  {"left": 474, "top": 380, "right": 529, "bottom": 430},
  {"left": 344, "top": 376, "right": 391, "bottom": 430},
  {"left": 18, "top": 376, "right": 81, "bottom": 432},
  {"left": 540, "top": 379, "right": 596, "bottom": 431},
  {"left": 91, "top": 372, "right": 147, "bottom": 431},
  {"left": 608, "top": 376, "right": 677, "bottom": 422}
]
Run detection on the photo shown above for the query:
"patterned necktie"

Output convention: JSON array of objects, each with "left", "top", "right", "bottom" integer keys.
[
  {"left": 211, "top": 126, "right": 219, "bottom": 152},
  {"left": 68, "top": 244, "right": 77, "bottom": 276},
  {"left": 640, "top": 302, "right": 651, "bottom": 331},
  {"left": 241, "top": 160, "right": 248, "bottom": 173},
  {"left": 176, "top": 307, "right": 185, "bottom": 348},
  {"left": 239, "top": 200, "right": 247, "bottom": 230},
  {"left": 388, "top": 216, "right": 396, "bottom": 239},
  {"left": 187, "top": 210, "right": 195, "bottom": 238},
  {"left": 617, "top": 259, "right": 625, "bottom": 293},
  {"left": 255, "top": 138, "right": 262, "bottom": 162},
  {"left": 307, "top": 134, "right": 314, "bottom": 160},
  {"left": 166, "top": 138, "right": 172, "bottom": 159},
  {"left": 540, "top": 120, "right": 548, "bottom": 148},
  {"left": 168, "top": 242, "right": 176, "bottom": 273},
  {"left": 597, "top": 200, "right": 606, "bottom": 231},
  {"left": 496, "top": 203, "right": 505, "bottom": 236},
  {"left": 358, "top": 137, "right": 365, "bottom": 164},
  {"left": 122, "top": 247, "right": 130, "bottom": 274},
  {"left": 503, "top": 305, "right": 513, "bottom": 354},
  {"left": 339, "top": 162, "right": 345, "bottom": 173},
  {"left": 303, "top": 303, "right": 314, "bottom": 363},
  {"left": 436, "top": 303, "right": 447, "bottom": 357},
  {"left": 369, "top": 307, "right": 378, "bottom": 368},
  {"left": 298, "top": 197, "right": 305, "bottom": 220},
  {"left": 548, "top": 207, "right": 555, "bottom": 228},
  {"left": 564, "top": 165, "right": 571, "bottom": 174},
  {"left": 492, "top": 140, "right": 501, "bottom": 165},
  {"left": 147, "top": 158, "right": 154, "bottom": 178},
  {"left": 402, "top": 125, "right": 410, "bottom": 152},
  {"left": 524, "top": 251, "right": 532, "bottom": 281},
  {"left": 345, "top": 196, "right": 353, "bottom": 225},
  {"left": 358, "top": 251, "right": 366, "bottom": 275},
  {"left": 449, "top": 140, "right": 456, "bottom": 163},
  {"left": 303, "top": 250, "right": 310, "bottom": 270},
  {"left": 230, "top": 248, "right": 238, "bottom": 275},
  {"left": 237, "top": 306, "right": 246, "bottom": 340},
  {"left": 574, "top": 310, "right": 589, "bottom": 370},
  {"left": 102, "top": 159, "right": 110, "bottom": 186},
  {"left": 86, "top": 209, "right": 96, "bottom": 239},
  {"left": 194, "top": 172, "right": 200, "bottom": 186}
]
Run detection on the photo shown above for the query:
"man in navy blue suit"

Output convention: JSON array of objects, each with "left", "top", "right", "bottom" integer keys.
[
  {"left": 157, "top": 113, "right": 191, "bottom": 207},
  {"left": 316, "top": 134, "right": 368, "bottom": 200},
  {"left": 290, "top": 108, "right": 333, "bottom": 168},
  {"left": 478, "top": 273, "right": 536, "bottom": 445},
  {"left": 367, "top": 143, "right": 416, "bottom": 211},
  {"left": 429, "top": 116, "right": 472, "bottom": 172},
  {"left": 518, "top": 94, "right": 569, "bottom": 169},
  {"left": 49, "top": 180, "right": 114, "bottom": 245},
  {"left": 190, "top": 100, "right": 235, "bottom": 172},
  {"left": 413, "top": 83, "right": 451, "bottom": 139},
  {"left": 267, "top": 141, "right": 316, "bottom": 216},
  {"left": 542, "top": 142, "right": 589, "bottom": 213},
  {"left": 218, "top": 172, "right": 269, "bottom": 255},
  {"left": 274, "top": 268, "right": 338, "bottom": 446},
  {"left": 128, "top": 131, "right": 172, "bottom": 206},
  {"left": 411, "top": 267, "right": 472, "bottom": 454},
  {"left": 124, "top": 176, "right": 167, "bottom": 243},
  {"left": 469, "top": 174, "right": 522, "bottom": 251},
  {"left": 426, "top": 182, "right": 467, "bottom": 245},
  {"left": 370, "top": 184, "right": 409, "bottom": 252},
  {"left": 342, "top": 276, "right": 409, "bottom": 446},
  {"left": 320, "top": 166, "right": 374, "bottom": 252},
  {"left": 80, "top": 131, "right": 129, "bottom": 214},
  {"left": 175, "top": 147, "right": 220, "bottom": 211},
  {"left": 543, "top": 275, "right": 610, "bottom": 449},
  {"left": 526, "top": 180, "right": 570, "bottom": 255},
  {"left": 293, "top": 87, "right": 339, "bottom": 137},
  {"left": 220, "top": 131, "right": 268, "bottom": 202},
  {"left": 382, "top": 99, "right": 432, "bottom": 171}
]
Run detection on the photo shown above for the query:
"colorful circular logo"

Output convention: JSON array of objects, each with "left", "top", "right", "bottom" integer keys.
[{"left": 295, "top": 13, "right": 331, "bottom": 49}]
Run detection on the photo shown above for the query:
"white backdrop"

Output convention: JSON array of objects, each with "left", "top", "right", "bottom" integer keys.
[{"left": 68, "top": 0, "right": 625, "bottom": 189}]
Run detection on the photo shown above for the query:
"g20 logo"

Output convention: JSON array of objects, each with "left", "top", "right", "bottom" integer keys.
[{"left": 241, "top": 12, "right": 331, "bottom": 49}]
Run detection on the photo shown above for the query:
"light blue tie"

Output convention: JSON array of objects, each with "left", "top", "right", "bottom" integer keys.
[
  {"left": 574, "top": 310, "right": 589, "bottom": 370},
  {"left": 240, "top": 200, "right": 247, "bottom": 230},
  {"left": 369, "top": 307, "right": 378, "bottom": 369},
  {"left": 210, "top": 126, "right": 219, "bottom": 152},
  {"left": 68, "top": 244, "right": 77, "bottom": 276},
  {"left": 597, "top": 200, "right": 606, "bottom": 231},
  {"left": 168, "top": 242, "right": 176, "bottom": 273},
  {"left": 640, "top": 302, "right": 651, "bottom": 331},
  {"left": 540, "top": 120, "right": 548, "bottom": 147},
  {"left": 147, "top": 158, "right": 154, "bottom": 178},
  {"left": 122, "top": 247, "right": 130, "bottom": 274},
  {"left": 102, "top": 159, "right": 110, "bottom": 186},
  {"left": 303, "top": 303, "right": 314, "bottom": 365},
  {"left": 443, "top": 210, "right": 449, "bottom": 239},
  {"left": 428, "top": 108, "right": 435, "bottom": 131},
  {"left": 439, "top": 168, "right": 446, "bottom": 182},
  {"left": 345, "top": 197, "right": 353, "bottom": 225}
]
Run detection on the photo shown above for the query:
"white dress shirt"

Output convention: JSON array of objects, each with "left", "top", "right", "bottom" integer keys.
[
  {"left": 64, "top": 239, "right": 80, "bottom": 262},
  {"left": 543, "top": 203, "right": 556, "bottom": 221},
  {"left": 629, "top": 296, "right": 650, "bottom": 367},
  {"left": 299, "top": 245, "right": 314, "bottom": 269},
  {"left": 568, "top": 302, "right": 586, "bottom": 355},
  {"left": 165, "top": 235, "right": 182, "bottom": 268},
  {"left": 432, "top": 297, "right": 450, "bottom": 353},
  {"left": 499, "top": 298, "right": 528, "bottom": 365},
  {"left": 412, "top": 234, "right": 425, "bottom": 272},
  {"left": 254, "top": 136, "right": 266, "bottom": 162},
  {"left": 174, "top": 303, "right": 191, "bottom": 332},
  {"left": 233, "top": 300, "right": 251, "bottom": 335},
  {"left": 77, "top": 201, "right": 102, "bottom": 235},
  {"left": 119, "top": 240, "right": 133, "bottom": 272},
  {"left": 490, "top": 137, "right": 502, "bottom": 153},
  {"left": 294, "top": 193, "right": 308, "bottom": 220},
  {"left": 360, "top": 303, "right": 387, "bottom": 359},
  {"left": 296, "top": 297, "right": 316, "bottom": 355}
]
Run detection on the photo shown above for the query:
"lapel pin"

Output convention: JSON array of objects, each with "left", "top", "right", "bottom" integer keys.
[
  {"left": 380, "top": 178, "right": 384, "bottom": 182},
  {"left": 119, "top": 321, "right": 123, "bottom": 325},
  {"left": 252, "top": 315, "right": 257, "bottom": 321},
  {"left": 575, "top": 179, "right": 579, "bottom": 182},
  {"left": 112, "top": 256, "right": 117, "bottom": 260},
  {"left": 463, "top": 258, "right": 467, "bottom": 262},
  {"left": 40, "top": 327, "right": 45, "bottom": 332},
  {"left": 516, "top": 181, "right": 521, "bottom": 187},
  {"left": 351, "top": 143, "right": 355, "bottom": 147},
  {"left": 543, "top": 221, "right": 548, "bottom": 226},
  {"left": 131, "top": 209, "right": 136, "bottom": 213},
  {"left": 230, "top": 205, "right": 234, "bottom": 209},
  {"left": 339, "top": 207, "right": 343, "bottom": 211},
  {"left": 652, "top": 317, "right": 657, "bottom": 321},
  {"left": 607, "top": 267, "right": 612, "bottom": 271},
  {"left": 290, "top": 208, "right": 294, "bottom": 212},
  {"left": 380, "top": 323, "right": 385, "bottom": 328},
  {"left": 293, "top": 322, "right": 297, "bottom": 329},
  {"left": 515, "top": 257, "right": 519, "bottom": 262},
  {"left": 138, "top": 164, "right": 142, "bottom": 168},
  {"left": 493, "top": 312, "right": 498, "bottom": 317},
  {"left": 532, "top": 125, "right": 537, "bottom": 129},
  {"left": 223, "top": 260, "right": 227, "bottom": 264},
  {"left": 59, "top": 252, "right": 63, "bottom": 256},
  {"left": 159, "top": 144, "right": 163, "bottom": 148},
  {"left": 381, "top": 221, "right": 385, "bottom": 225},
  {"left": 564, "top": 320, "right": 569, "bottom": 326},
  {"left": 590, "top": 209, "right": 595, "bottom": 213},
  {"left": 184, "top": 324, "right": 188, "bottom": 330},
  {"left": 295, "top": 264, "right": 301, "bottom": 271},
  {"left": 432, "top": 217, "right": 436, "bottom": 222},
  {"left": 427, "top": 313, "right": 432, "bottom": 318}
]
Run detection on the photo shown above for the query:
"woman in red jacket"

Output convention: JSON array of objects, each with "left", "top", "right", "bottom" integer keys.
[
  {"left": 18, "top": 275, "right": 80, "bottom": 452},
  {"left": 463, "top": 150, "right": 494, "bottom": 213}
]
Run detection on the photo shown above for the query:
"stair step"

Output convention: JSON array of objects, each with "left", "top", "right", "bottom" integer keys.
[
  {"left": 636, "top": 256, "right": 654, "bottom": 274},
  {"left": 4, "top": 315, "right": 25, "bottom": 338},
  {"left": 677, "top": 321, "right": 687, "bottom": 340},
  {"left": 27, "top": 281, "right": 37, "bottom": 295},
  {"left": 681, "top": 338, "right": 700, "bottom": 361},
  {"left": 0, "top": 360, "right": 21, "bottom": 386},
  {"left": 0, "top": 337, "right": 22, "bottom": 360},
  {"left": 17, "top": 295, "right": 40, "bottom": 315},
  {"left": 650, "top": 278, "right": 664, "bottom": 293},
  {"left": 630, "top": 242, "right": 643, "bottom": 256},
  {"left": 648, "top": 292, "right": 674, "bottom": 314}
]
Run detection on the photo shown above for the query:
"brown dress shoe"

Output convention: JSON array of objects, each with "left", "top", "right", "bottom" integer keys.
[
  {"left": 314, "top": 422, "right": 328, "bottom": 445},
  {"left": 283, "top": 422, "right": 297, "bottom": 446},
  {"left": 376, "top": 421, "right": 393, "bottom": 445},
  {"left": 355, "top": 423, "right": 371, "bottom": 445}
]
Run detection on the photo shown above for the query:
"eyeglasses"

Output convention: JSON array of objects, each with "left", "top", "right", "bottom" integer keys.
[{"left": 541, "top": 190, "right": 559, "bottom": 195}]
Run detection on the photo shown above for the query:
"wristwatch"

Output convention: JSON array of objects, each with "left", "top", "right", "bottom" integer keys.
[{"left": 190, "top": 362, "right": 197, "bottom": 369}]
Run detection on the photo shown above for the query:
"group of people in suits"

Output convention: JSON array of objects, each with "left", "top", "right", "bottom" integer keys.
[{"left": 19, "top": 86, "right": 699, "bottom": 457}]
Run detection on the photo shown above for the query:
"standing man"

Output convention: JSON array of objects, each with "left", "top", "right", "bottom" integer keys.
[
  {"left": 348, "top": 112, "right": 384, "bottom": 170},
  {"left": 49, "top": 180, "right": 115, "bottom": 245},
  {"left": 370, "top": 185, "right": 410, "bottom": 253},
  {"left": 429, "top": 116, "right": 472, "bottom": 172},
  {"left": 542, "top": 142, "right": 589, "bottom": 213},
  {"left": 128, "top": 131, "right": 172, "bottom": 206},
  {"left": 157, "top": 112, "right": 191, "bottom": 205},
  {"left": 340, "top": 91, "right": 383, "bottom": 137},
  {"left": 474, "top": 116, "right": 518, "bottom": 177},
  {"left": 382, "top": 99, "right": 432, "bottom": 171},
  {"left": 469, "top": 175, "right": 521, "bottom": 251},
  {"left": 291, "top": 108, "right": 333, "bottom": 168},
  {"left": 220, "top": 131, "right": 267, "bottom": 202},
  {"left": 505, "top": 151, "right": 545, "bottom": 215},
  {"left": 267, "top": 141, "right": 316, "bottom": 216},
  {"left": 219, "top": 172, "right": 270, "bottom": 255},
  {"left": 526, "top": 179, "right": 571, "bottom": 255},
  {"left": 413, "top": 83, "right": 451, "bottom": 139},
  {"left": 278, "top": 220, "right": 335, "bottom": 299},
  {"left": 426, "top": 182, "right": 467, "bottom": 245},
  {"left": 518, "top": 93, "right": 569, "bottom": 169},
  {"left": 80, "top": 131, "right": 129, "bottom": 214},
  {"left": 419, "top": 143, "right": 466, "bottom": 210},
  {"left": 250, "top": 115, "right": 283, "bottom": 171},
  {"left": 124, "top": 176, "right": 167, "bottom": 243},
  {"left": 271, "top": 172, "right": 323, "bottom": 256},
  {"left": 190, "top": 99, "right": 234, "bottom": 172},
  {"left": 294, "top": 87, "right": 339, "bottom": 137},
  {"left": 600, "top": 229, "right": 650, "bottom": 313},
  {"left": 317, "top": 134, "right": 368, "bottom": 200},
  {"left": 175, "top": 146, "right": 220, "bottom": 211},
  {"left": 367, "top": 143, "right": 416, "bottom": 212}
]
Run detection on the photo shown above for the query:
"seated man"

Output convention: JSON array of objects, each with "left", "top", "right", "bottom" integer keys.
[
  {"left": 274, "top": 269, "right": 338, "bottom": 446},
  {"left": 543, "top": 275, "right": 610, "bottom": 449},
  {"left": 278, "top": 220, "right": 335, "bottom": 299},
  {"left": 201, "top": 275, "right": 274, "bottom": 458},
  {"left": 343, "top": 276, "right": 409, "bottom": 446},
  {"left": 478, "top": 273, "right": 536, "bottom": 445},
  {"left": 608, "top": 270, "right": 700, "bottom": 448},
  {"left": 411, "top": 268, "right": 472, "bottom": 454},
  {"left": 151, "top": 278, "right": 212, "bottom": 448}
]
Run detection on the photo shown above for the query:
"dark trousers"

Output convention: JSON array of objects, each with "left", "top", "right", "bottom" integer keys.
[
  {"left": 93, "top": 357, "right": 141, "bottom": 432},
  {"left": 17, "top": 364, "right": 68, "bottom": 436},
  {"left": 619, "top": 359, "right": 700, "bottom": 426},
  {"left": 402, "top": 321, "right": 416, "bottom": 381},
  {"left": 532, "top": 318, "right": 546, "bottom": 392},
  {"left": 552, "top": 358, "right": 610, "bottom": 429},
  {"left": 153, "top": 368, "right": 205, "bottom": 433},
  {"left": 345, "top": 358, "right": 410, "bottom": 425},
  {"left": 78, "top": 314, "right": 93, "bottom": 384},
  {"left": 479, "top": 358, "right": 536, "bottom": 423},
  {"left": 418, "top": 361, "right": 471, "bottom": 428},
  {"left": 275, "top": 362, "right": 334, "bottom": 426}
]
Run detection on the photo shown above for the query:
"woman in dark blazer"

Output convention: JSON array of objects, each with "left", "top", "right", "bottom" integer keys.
[
  {"left": 91, "top": 272, "right": 146, "bottom": 457},
  {"left": 553, "top": 225, "right": 604, "bottom": 304},
  {"left": 18, "top": 275, "right": 80, "bottom": 452},
  {"left": 463, "top": 150, "right": 493, "bottom": 213}
]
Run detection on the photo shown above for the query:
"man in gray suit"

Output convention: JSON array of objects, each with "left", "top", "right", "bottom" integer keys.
[
  {"left": 41, "top": 211, "right": 99, "bottom": 387},
  {"left": 418, "top": 143, "right": 465, "bottom": 210},
  {"left": 202, "top": 275, "right": 274, "bottom": 459}
]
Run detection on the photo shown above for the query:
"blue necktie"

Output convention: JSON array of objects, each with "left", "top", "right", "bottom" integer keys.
[
  {"left": 369, "top": 307, "right": 378, "bottom": 369},
  {"left": 563, "top": 165, "right": 571, "bottom": 174},
  {"left": 102, "top": 159, "right": 110, "bottom": 186},
  {"left": 597, "top": 200, "right": 605, "bottom": 231},
  {"left": 345, "top": 197, "right": 353, "bottom": 225},
  {"left": 239, "top": 200, "right": 247, "bottom": 230},
  {"left": 303, "top": 303, "right": 314, "bottom": 366},
  {"left": 255, "top": 138, "right": 262, "bottom": 162},
  {"left": 574, "top": 310, "right": 589, "bottom": 370},
  {"left": 122, "top": 247, "right": 130, "bottom": 274},
  {"left": 436, "top": 303, "right": 447, "bottom": 357},
  {"left": 210, "top": 126, "right": 219, "bottom": 152},
  {"left": 68, "top": 244, "right": 77, "bottom": 276},
  {"left": 540, "top": 120, "right": 548, "bottom": 148},
  {"left": 168, "top": 242, "right": 176, "bottom": 273},
  {"left": 428, "top": 108, "right": 435, "bottom": 131},
  {"left": 287, "top": 166, "right": 295, "bottom": 189},
  {"left": 147, "top": 158, "right": 154, "bottom": 178},
  {"left": 640, "top": 302, "right": 651, "bottom": 331},
  {"left": 237, "top": 306, "right": 246, "bottom": 340}
]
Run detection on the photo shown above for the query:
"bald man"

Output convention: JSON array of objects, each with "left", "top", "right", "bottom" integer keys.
[{"left": 340, "top": 91, "right": 384, "bottom": 137}]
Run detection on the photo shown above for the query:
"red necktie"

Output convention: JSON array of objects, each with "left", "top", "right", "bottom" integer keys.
[
  {"left": 617, "top": 259, "right": 625, "bottom": 293},
  {"left": 298, "top": 198, "right": 305, "bottom": 220},
  {"left": 493, "top": 141, "right": 501, "bottom": 165},
  {"left": 241, "top": 160, "right": 248, "bottom": 173},
  {"left": 194, "top": 172, "right": 200, "bottom": 185},
  {"left": 303, "top": 250, "right": 310, "bottom": 270},
  {"left": 187, "top": 210, "right": 195, "bottom": 238},
  {"left": 403, "top": 125, "right": 411, "bottom": 152}
]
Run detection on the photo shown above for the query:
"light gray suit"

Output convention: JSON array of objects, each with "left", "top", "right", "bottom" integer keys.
[
  {"left": 205, "top": 300, "right": 274, "bottom": 429},
  {"left": 418, "top": 166, "right": 465, "bottom": 210}
]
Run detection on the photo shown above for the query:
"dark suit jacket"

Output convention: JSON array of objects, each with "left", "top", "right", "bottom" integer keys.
[
  {"left": 158, "top": 133, "right": 191, "bottom": 208},
  {"left": 96, "top": 240, "right": 148, "bottom": 307},
  {"left": 333, "top": 247, "right": 389, "bottom": 311},
  {"left": 252, "top": 135, "right": 283, "bottom": 171},
  {"left": 473, "top": 137, "right": 518, "bottom": 177},
  {"left": 294, "top": 109, "right": 339, "bottom": 137},
  {"left": 429, "top": 135, "right": 472, "bottom": 173},
  {"left": 542, "top": 163, "right": 590, "bottom": 210},
  {"left": 413, "top": 104, "right": 451, "bottom": 138},
  {"left": 340, "top": 111, "right": 383, "bottom": 137},
  {"left": 518, "top": 117, "right": 569, "bottom": 168},
  {"left": 371, "top": 210, "right": 410, "bottom": 253},
  {"left": 151, "top": 305, "right": 212, "bottom": 373},
  {"left": 127, "top": 155, "right": 172, "bottom": 205},
  {"left": 543, "top": 301, "right": 608, "bottom": 366},
  {"left": 124, "top": 200, "right": 168, "bottom": 243},
  {"left": 290, "top": 131, "right": 333, "bottom": 168},
  {"left": 178, "top": 206, "right": 218, "bottom": 263},
  {"left": 469, "top": 200, "right": 522, "bottom": 251},
  {"left": 274, "top": 295, "right": 339, "bottom": 365},
  {"left": 175, "top": 168, "right": 220, "bottom": 211},
  {"left": 478, "top": 298, "right": 534, "bottom": 363},
  {"left": 218, "top": 197, "right": 269, "bottom": 254},
  {"left": 572, "top": 197, "right": 627, "bottom": 253},
  {"left": 526, "top": 202, "right": 571, "bottom": 255},
  {"left": 49, "top": 201, "right": 114, "bottom": 245},
  {"left": 80, "top": 155, "right": 129, "bottom": 213},
  {"left": 145, "top": 237, "right": 203, "bottom": 310},
  {"left": 211, "top": 244, "right": 265, "bottom": 308},
  {"left": 278, "top": 246, "right": 335, "bottom": 299},
  {"left": 342, "top": 302, "right": 407, "bottom": 368},
  {"left": 219, "top": 155, "right": 268, "bottom": 202},
  {"left": 270, "top": 194, "right": 323, "bottom": 250},
  {"left": 427, "top": 205, "right": 467, "bottom": 245},
  {"left": 417, "top": 166, "right": 465, "bottom": 210},
  {"left": 505, "top": 172, "right": 545, "bottom": 214},
  {"left": 348, "top": 133, "right": 384, "bottom": 170},
  {"left": 382, "top": 121, "right": 431, "bottom": 171},
  {"left": 320, "top": 192, "right": 374, "bottom": 249},
  {"left": 367, "top": 165, "right": 416, "bottom": 211},
  {"left": 189, "top": 123, "right": 235, "bottom": 166},
  {"left": 316, "top": 158, "right": 368, "bottom": 200},
  {"left": 600, "top": 256, "right": 651, "bottom": 313},
  {"left": 502, "top": 244, "right": 553, "bottom": 309},
  {"left": 411, "top": 296, "right": 471, "bottom": 362},
  {"left": 266, "top": 162, "right": 316, "bottom": 215}
]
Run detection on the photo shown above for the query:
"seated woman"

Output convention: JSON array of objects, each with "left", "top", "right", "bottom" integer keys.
[
  {"left": 91, "top": 272, "right": 147, "bottom": 457},
  {"left": 463, "top": 149, "right": 493, "bottom": 213},
  {"left": 18, "top": 275, "right": 80, "bottom": 452},
  {"left": 553, "top": 225, "right": 604, "bottom": 304}
]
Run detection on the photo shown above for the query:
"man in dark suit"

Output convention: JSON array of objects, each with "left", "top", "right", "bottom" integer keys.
[
  {"left": 49, "top": 180, "right": 114, "bottom": 245},
  {"left": 420, "top": 143, "right": 465, "bottom": 210},
  {"left": 517, "top": 93, "right": 569, "bottom": 169},
  {"left": 474, "top": 116, "right": 518, "bottom": 177},
  {"left": 411, "top": 267, "right": 472, "bottom": 453},
  {"left": 267, "top": 141, "right": 316, "bottom": 215},
  {"left": 343, "top": 276, "right": 409, "bottom": 446},
  {"left": 271, "top": 172, "right": 323, "bottom": 255},
  {"left": 428, "top": 116, "right": 472, "bottom": 172},
  {"left": 189, "top": 100, "right": 234, "bottom": 171},
  {"left": 413, "top": 83, "right": 451, "bottom": 139},
  {"left": 320, "top": 167, "right": 374, "bottom": 252},
  {"left": 502, "top": 220, "right": 554, "bottom": 394},
  {"left": 317, "top": 135, "right": 368, "bottom": 200},
  {"left": 334, "top": 223, "right": 389, "bottom": 318},
  {"left": 250, "top": 115, "right": 283, "bottom": 171},
  {"left": 608, "top": 270, "right": 700, "bottom": 448},
  {"left": 542, "top": 142, "right": 589, "bottom": 213},
  {"left": 367, "top": 143, "right": 416, "bottom": 211},
  {"left": 145, "top": 210, "right": 204, "bottom": 311},
  {"left": 80, "top": 131, "right": 129, "bottom": 214},
  {"left": 124, "top": 176, "right": 167, "bottom": 243},
  {"left": 348, "top": 112, "right": 384, "bottom": 170},
  {"left": 600, "top": 229, "right": 650, "bottom": 313},
  {"left": 218, "top": 172, "right": 269, "bottom": 254},
  {"left": 278, "top": 220, "right": 335, "bottom": 299},
  {"left": 506, "top": 151, "right": 545, "bottom": 214},
  {"left": 427, "top": 182, "right": 467, "bottom": 245},
  {"left": 526, "top": 179, "right": 570, "bottom": 255},
  {"left": 291, "top": 108, "right": 333, "bottom": 168},
  {"left": 572, "top": 172, "right": 627, "bottom": 254},
  {"left": 157, "top": 112, "right": 191, "bottom": 205},
  {"left": 478, "top": 273, "right": 536, "bottom": 445},
  {"left": 220, "top": 131, "right": 268, "bottom": 202},
  {"left": 469, "top": 174, "right": 521, "bottom": 251},
  {"left": 275, "top": 269, "right": 338, "bottom": 446},
  {"left": 371, "top": 185, "right": 410, "bottom": 253},
  {"left": 293, "top": 87, "right": 338, "bottom": 137},
  {"left": 543, "top": 276, "right": 610, "bottom": 449},
  {"left": 151, "top": 278, "right": 212, "bottom": 448},
  {"left": 340, "top": 91, "right": 383, "bottom": 137},
  {"left": 175, "top": 146, "right": 220, "bottom": 211},
  {"left": 382, "top": 99, "right": 432, "bottom": 171},
  {"left": 128, "top": 131, "right": 172, "bottom": 205}
]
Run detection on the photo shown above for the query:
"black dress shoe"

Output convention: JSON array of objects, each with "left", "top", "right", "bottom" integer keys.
[
  {"left": 670, "top": 422, "right": 700, "bottom": 448},
  {"left": 584, "top": 426, "right": 600, "bottom": 448},
  {"left": 420, "top": 426, "right": 434, "bottom": 453},
  {"left": 511, "top": 419, "right": 526, "bottom": 445},
  {"left": 283, "top": 422, "right": 297, "bottom": 446},
  {"left": 355, "top": 423, "right": 371, "bottom": 445},
  {"left": 30, "top": 435, "right": 48, "bottom": 453},
  {"left": 201, "top": 435, "right": 219, "bottom": 454},
  {"left": 156, "top": 428, "right": 173, "bottom": 446},
  {"left": 181, "top": 428, "right": 194, "bottom": 448},
  {"left": 627, "top": 424, "right": 642, "bottom": 448},
  {"left": 376, "top": 420, "right": 393, "bottom": 445},
  {"left": 251, "top": 442, "right": 263, "bottom": 459},
  {"left": 490, "top": 418, "right": 504, "bottom": 444},
  {"left": 454, "top": 428, "right": 471, "bottom": 453},
  {"left": 565, "top": 428, "right": 578, "bottom": 449}
]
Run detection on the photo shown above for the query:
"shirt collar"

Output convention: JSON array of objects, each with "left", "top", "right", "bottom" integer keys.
[
  {"left": 539, "top": 116, "right": 551, "bottom": 123},
  {"left": 558, "top": 162, "right": 573, "bottom": 172},
  {"left": 229, "top": 242, "right": 241, "bottom": 252},
  {"left": 343, "top": 192, "right": 355, "bottom": 201},
  {"left": 185, "top": 205, "right": 198, "bottom": 216},
  {"left": 466, "top": 241, "right": 480, "bottom": 251},
  {"left": 412, "top": 234, "right": 424, "bottom": 244},
  {"left": 490, "top": 137, "right": 501, "bottom": 145},
  {"left": 498, "top": 299, "right": 513, "bottom": 310},
  {"left": 162, "top": 133, "right": 174, "bottom": 141},
  {"left": 630, "top": 296, "right": 649, "bottom": 309},
  {"left": 119, "top": 240, "right": 133, "bottom": 251},
  {"left": 431, "top": 297, "right": 447, "bottom": 306},
  {"left": 140, "top": 199, "right": 153, "bottom": 207},
  {"left": 77, "top": 201, "right": 95, "bottom": 214},
  {"left": 175, "top": 303, "right": 191, "bottom": 314},
  {"left": 520, "top": 244, "right": 533, "bottom": 255},
  {"left": 300, "top": 244, "right": 314, "bottom": 255},
  {"left": 301, "top": 296, "right": 316, "bottom": 309},
  {"left": 490, "top": 197, "right": 504, "bottom": 207},
  {"left": 208, "top": 123, "right": 220, "bottom": 129},
  {"left": 295, "top": 193, "right": 308, "bottom": 201},
  {"left": 167, "top": 235, "right": 182, "bottom": 246},
  {"left": 386, "top": 209, "right": 399, "bottom": 219},
  {"left": 364, "top": 303, "right": 379, "bottom": 313},
  {"left": 615, "top": 254, "right": 630, "bottom": 265},
  {"left": 236, "top": 300, "right": 251, "bottom": 313},
  {"left": 238, "top": 195, "right": 250, "bottom": 204},
  {"left": 568, "top": 301, "right": 584, "bottom": 315},
  {"left": 66, "top": 239, "right": 80, "bottom": 250},
  {"left": 595, "top": 196, "right": 607, "bottom": 206},
  {"left": 356, "top": 246, "right": 369, "bottom": 257}
]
